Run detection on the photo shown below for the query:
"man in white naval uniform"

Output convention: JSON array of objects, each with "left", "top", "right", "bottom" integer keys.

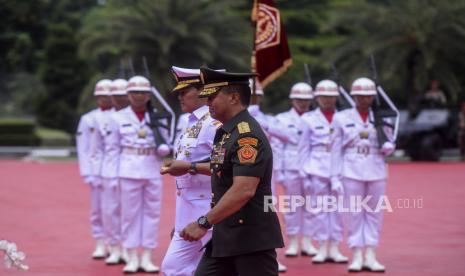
[
  {"left": 272, "top": 82, "right": 318, "bottom": 258},
  {"left": 298, "top": 80, "right": 348, "bottom": 264},
  {"left": 106, "top": 75, "right": 170, "bottom": 273},
  {"left": 76, "top": 79, "right": 113, "bottom": 259},
  {"left": 160, "top": 66, "right": 221, "bottom": 276},
  {"left": 330, "top": 77, "right": 395, "bottom": 272},
  {"left": 95, "top": 79, "right": 129, "bottom": 265},
  {"left": 174, "top": 113, "right": 190, "bottom": 145}
]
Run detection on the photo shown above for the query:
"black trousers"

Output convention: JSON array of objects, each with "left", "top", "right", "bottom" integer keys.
[{"left": 194, "top": 248, "right": 278, "bottom": 276}]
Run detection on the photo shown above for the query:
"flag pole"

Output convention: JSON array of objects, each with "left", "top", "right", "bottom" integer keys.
[{"left": 251, "top": 0, "right": 258, "bottom": 97}]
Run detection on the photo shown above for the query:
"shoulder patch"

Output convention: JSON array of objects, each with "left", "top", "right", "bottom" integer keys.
[
  {"left": 237, "top": 145, "right": 258, "bottom": 164},
  {"left": 238, "top": 137, "right": 258, "bottom": 147},
  {"left": 237, "top": 121, "right": 251, "bottom": 134}
]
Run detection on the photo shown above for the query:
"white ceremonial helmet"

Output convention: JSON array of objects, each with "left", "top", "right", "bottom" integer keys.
[
  {"left": 249, "top": 78, "right": 264, "bottom": 96},
  {"left": 94, "top": 79, "right": 112, "bottom": 96},
  {"left": 350, "top": 77, "right": 377, "bottom": 96},
  {"left": 126, "top": 75, "right": 152, "bottom": 93},
  {"left": 314, "top": 79, "right": 339, "bottom": 97},
  {"left": 111, "top": 79, "right": 128, "bottom": 96},
  {"left": 290, "top": 82, "right": 313, "bottom": 100}
]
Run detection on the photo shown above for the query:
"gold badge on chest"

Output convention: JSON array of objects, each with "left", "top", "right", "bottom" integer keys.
[
  {"left": 359, "top": 130, "right": 369, "bottom": 139},
  {"left": 137, "top": 128, "right": 147, "bottom": 138}
]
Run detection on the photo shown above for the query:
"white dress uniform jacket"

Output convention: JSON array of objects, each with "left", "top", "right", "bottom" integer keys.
[
  {"left": 107, "top": 106, "right": 166, "bottom": 179},
  {"left": 174, "top": 113, "right": 190, "bottom": 147},
  {"left": 77, "top": 108, "right": 101, "bottom": 183},
  {"left": 172, "top": 105, "right": 219, "bottom": 231},
  {"left": 331, "top": 108, "right": 392, "bottom": 181},
  {"left": 95, "top": 108, "right": 119, "bottom": 178},
  {"left": 274, "top": 108, "right": 305, "bottom": 174},
  {"left": 299, "top": 108, "right": 334, "bottom": 178}
]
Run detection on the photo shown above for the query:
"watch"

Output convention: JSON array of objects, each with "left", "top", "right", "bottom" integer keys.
[
  {"left": 197, "top": 215, "right": 212, "bottom": 229},
  {"left": 188, "top": 162, "right": 198, "bottom": 175}
]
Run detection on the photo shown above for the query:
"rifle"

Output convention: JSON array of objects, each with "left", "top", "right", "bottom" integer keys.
[
  {"left": 117, "top": 58, "right": 126, "bottom": 79},
  {"left": 330, "top": 64, "right": 355, "bottom": 110},
  {"left": 304, "top": 63, "right": 312, "bottom": 87},
  {"left": 303, "top": 64, "right": 316, "bottom": 110},
  {"left": 141, "top": 57, "right": 176, "bottom": 147},
  {"left": 369, "top": 55, "right": 400, "bottom": 148}
]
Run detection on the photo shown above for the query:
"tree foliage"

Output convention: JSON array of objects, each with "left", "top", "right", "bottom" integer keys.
[
  {"left": 1, "top": 0, "right": 465, "bottom": 132},
  {"left": 78, "top": 0, "right": 251, "bottom": 112},
  {"left": 320, "top": 0, "right": 465, "bottom": 106}
]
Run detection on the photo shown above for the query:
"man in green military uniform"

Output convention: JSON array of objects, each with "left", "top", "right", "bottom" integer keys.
[{"left": 161, "top": 67, "right": 284, "bottom": 275}]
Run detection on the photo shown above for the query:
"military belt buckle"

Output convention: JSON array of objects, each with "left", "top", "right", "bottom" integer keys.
[{"left": 357, "top": 146, "right": 370, "bottom": 156}]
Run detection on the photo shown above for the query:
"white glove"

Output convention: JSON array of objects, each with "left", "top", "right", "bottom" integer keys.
[
  {"left": 83, "top": 176, "right": 94, "bottom": 185},
  {"left": 381, "top": 141, "right": 395, "bottom": 156},
  {"left": 330, "top": 176, "right": 344, "bottom": 195},
  {"left": 156, "top": 144, "right": 171, "bottom": 157},
  {"left": 274, "top": 170, "right": 285, "bottom": 183}
]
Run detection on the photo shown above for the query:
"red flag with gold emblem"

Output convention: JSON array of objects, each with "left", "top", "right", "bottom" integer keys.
[{"left": 251, "top": 0, "right": 292, "bottom": 88}]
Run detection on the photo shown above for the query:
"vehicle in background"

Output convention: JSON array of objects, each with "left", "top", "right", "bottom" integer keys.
[{"left": 397, "top": 108, "right": 458, "bottom": 161}]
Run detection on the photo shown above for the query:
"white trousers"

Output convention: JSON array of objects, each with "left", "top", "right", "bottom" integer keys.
[
  {"left": 89, "top": 184, "right": 104, "bottom": 239},
  {"left": 120, "top": 178, "right": 162, "bottom": 249},
  {"left": 344, "top": 178, "right": 386, "bottom": 248},
  {"left": 305, "top": 175, "right": 344, "bottom": 242},
  {"left": 280, "top": 171, "right": 312, "bottom": 236},
  {"left": 161, "top": 231, "right": 211, "bottom": 276},
  {"left": 102, "top": 177, "right": 121, "bottom": 245}
]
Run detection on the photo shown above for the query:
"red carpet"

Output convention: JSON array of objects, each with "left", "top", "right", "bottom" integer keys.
[{"left": 1, "top": 160, "right": 464, "bottom": 275}]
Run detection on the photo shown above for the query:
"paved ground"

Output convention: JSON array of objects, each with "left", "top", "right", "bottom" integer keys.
[{"left": 1, "top": 160, "right": 464, "bottom": 275}]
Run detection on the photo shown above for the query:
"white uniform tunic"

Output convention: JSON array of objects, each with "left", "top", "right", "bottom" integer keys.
[
  {"left": 299, "top": 108, "right": 343, "bottom": 242},
  {"left": 76, "top": 109, "right": 104, "bottom": 239},
  {"left": 94, "top": 108, "right": 121, "bottom": 245},
  {"left": 107, "top": 106, "right": 166, "bottom": 249},
  {"left": 174, "top": 113, "right": 190, "bottom": 146},
  {"left": 161, "top": 105, "right": 219, "bottom": 276},
  {"left": 331, "top": 108, "right": 393, "bottom": 248},
  {"left": 273, "top": 108, "right": 311, "bottom": 236}
]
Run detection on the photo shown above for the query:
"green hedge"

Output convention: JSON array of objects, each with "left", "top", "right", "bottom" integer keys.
[
  {"left": 37, "top": 127, "right": 71, "bottom": 146},
  {"left": 0, "top": 119, "right": 71, "bottom": 146},
  {"left": 0, "top": 134, "right": 40, "bottom": 146},
  {"left": 0, "top": 118, "right": 36, "bottom": 134}
]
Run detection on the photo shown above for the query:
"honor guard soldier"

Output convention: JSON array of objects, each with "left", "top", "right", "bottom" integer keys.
[
  {"left": 298, "top": 80, "right": 348, "bottom": 264},
  {"left": 162, "top": 67, "right": 284, "bottom": 276},
  {"left": 160, "top": 66, "right": 221, "bottom": 276},
  {"left": 331, "top": 77, "right": 395, "bottom": 272},
  {"left": 106, "top": 75, "right": 169, "bottom": 273},
  {"left": 273, "top": 82, "right": 318, "bottom": 258},
  {"left": 95, "top": 79, "right": 129, "bottom": 265},
  {"left": 76, "top": 79, "right": 113, "bottom": 259},
  {"left": 247, "top": 80, "right": 288, "bottom": 272}
]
